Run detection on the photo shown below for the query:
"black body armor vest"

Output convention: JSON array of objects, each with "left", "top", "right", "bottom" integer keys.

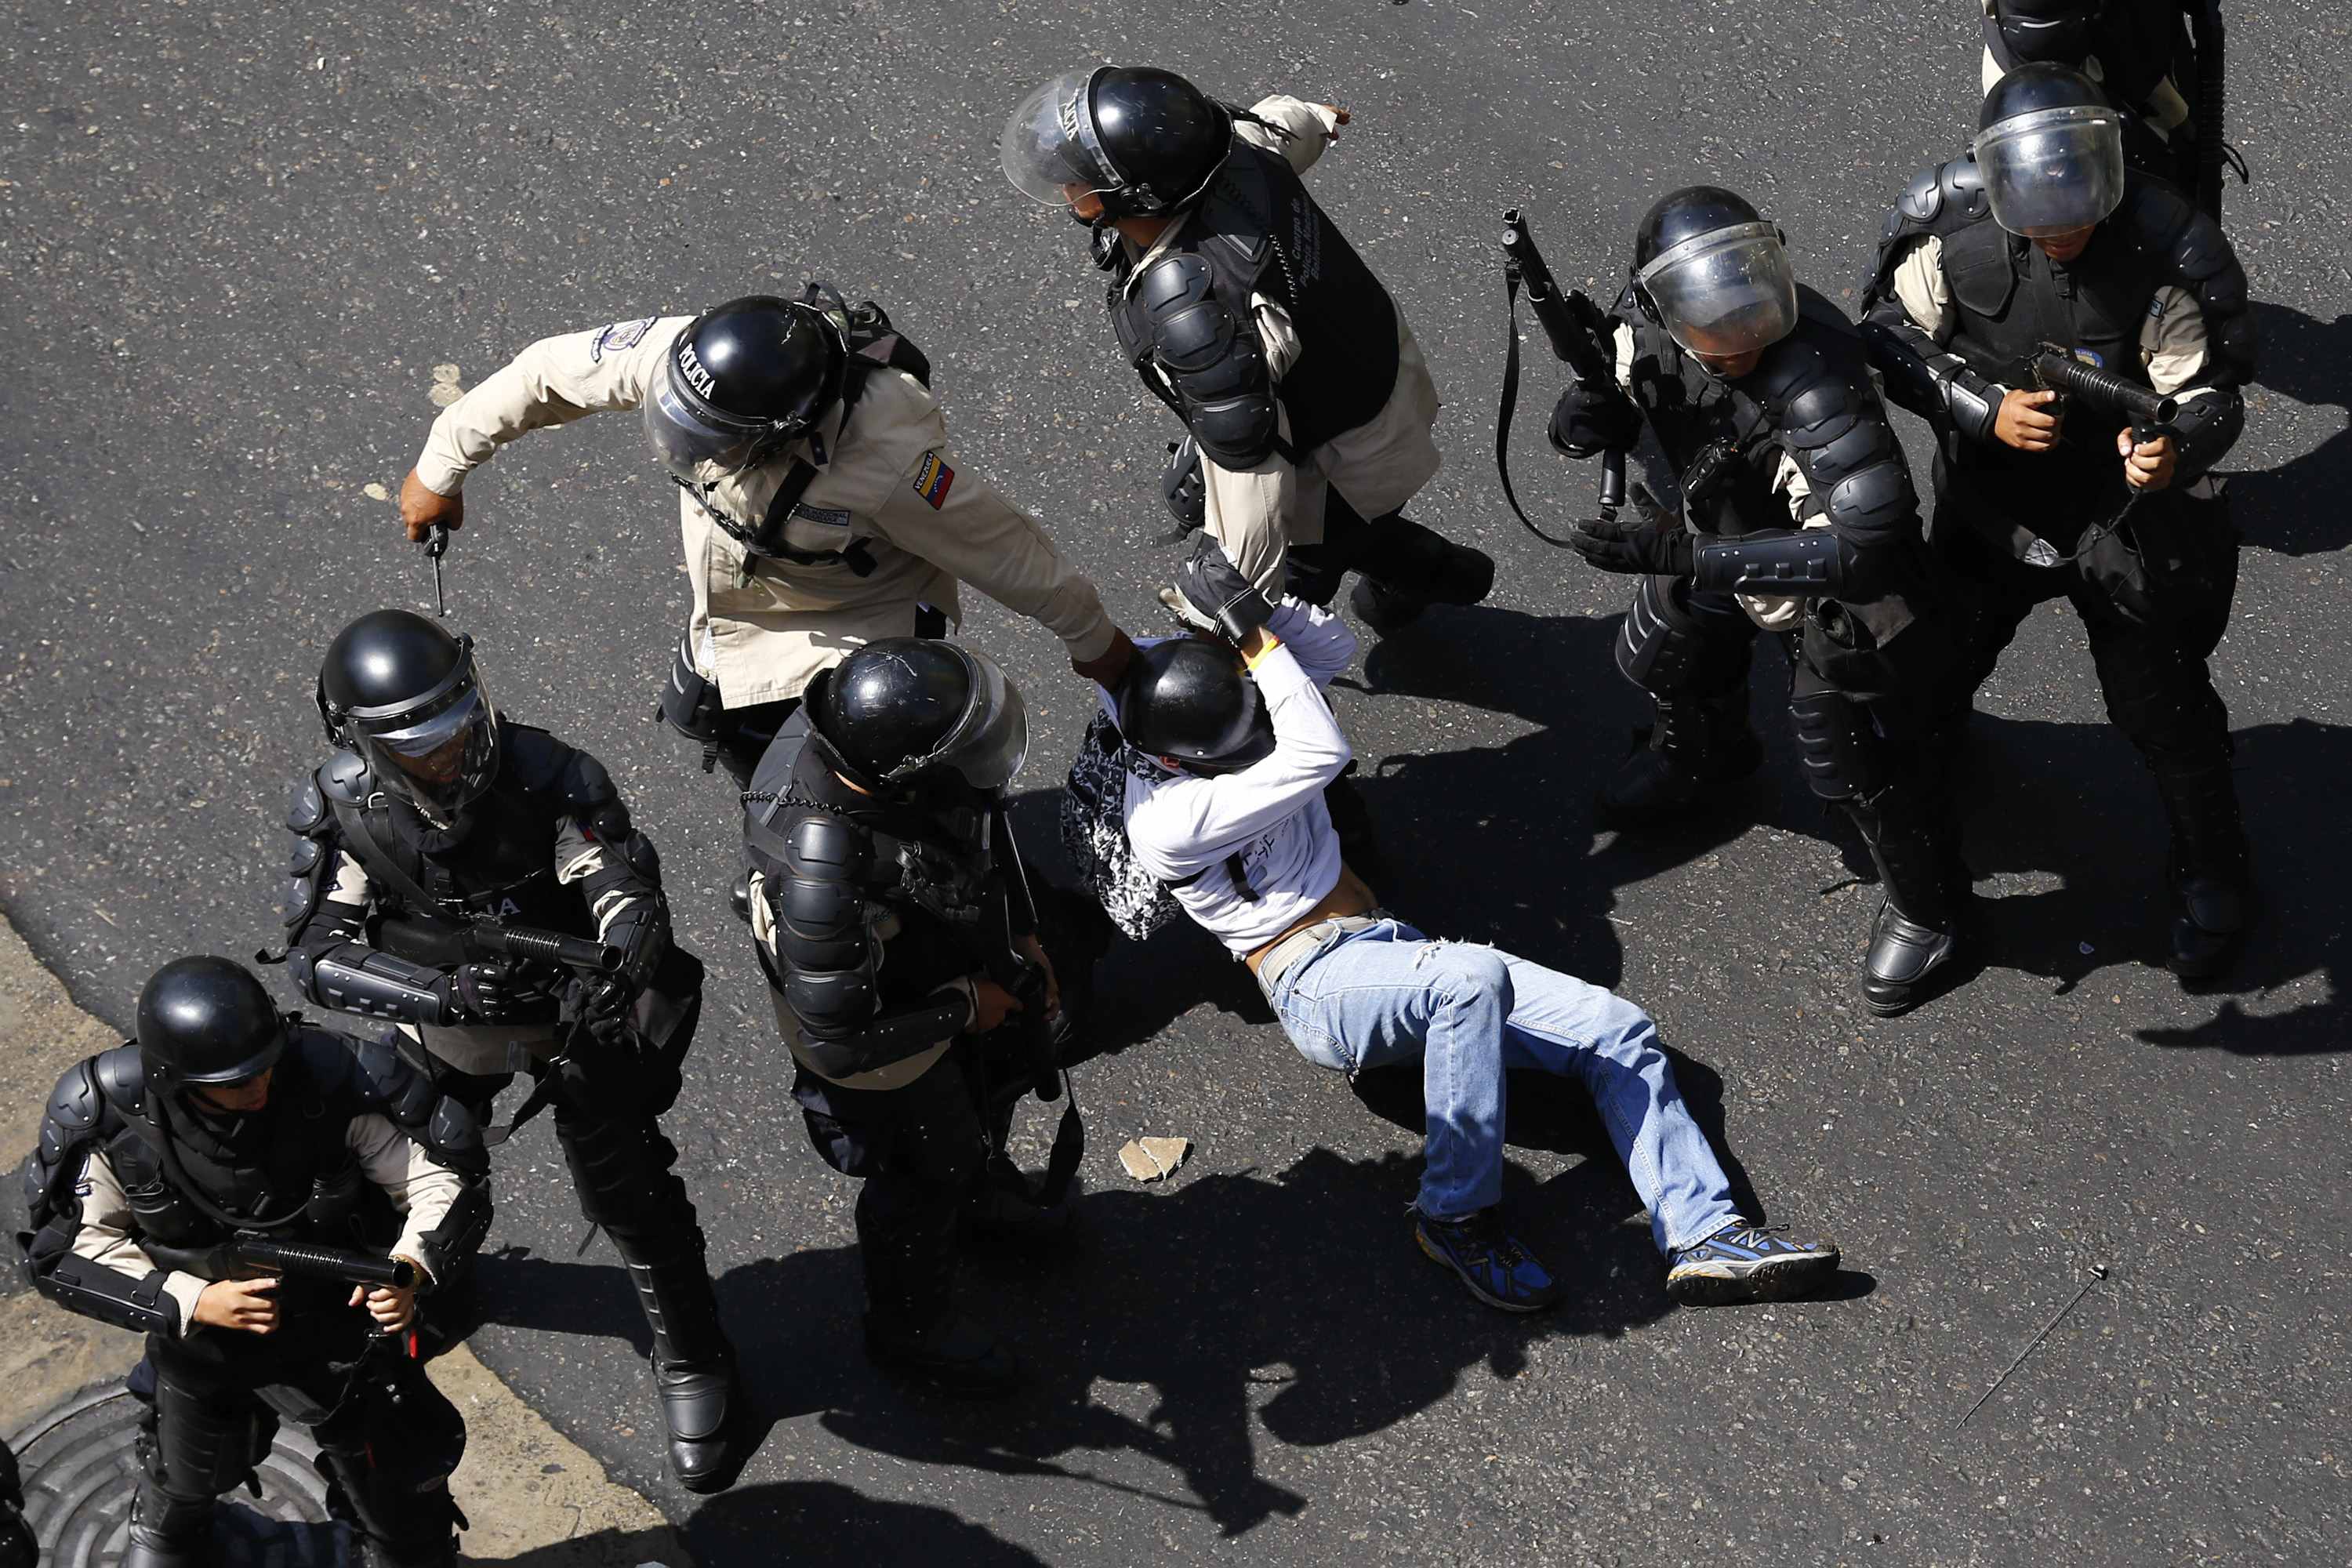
[
  {"left": 323, "top": 725, "right": 595, "bottom": 964},
  {"left": 1109, "top": 138, "right": 1399, "bottom": 458}
]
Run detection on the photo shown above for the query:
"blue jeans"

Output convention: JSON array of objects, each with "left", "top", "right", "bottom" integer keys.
[{"left": 1265, "top": 919, "right": 1736, "bottom": 1254}]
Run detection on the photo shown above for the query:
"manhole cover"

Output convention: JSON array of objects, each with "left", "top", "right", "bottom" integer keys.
[{"left": 7, "top": 1382, "right": 349, "bottom": 1566}]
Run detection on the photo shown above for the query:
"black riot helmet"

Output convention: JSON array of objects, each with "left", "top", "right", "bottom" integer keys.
[
  {"left": 136, "top": 956, "right": 289, "bottom": 1097},
  {"left": 1989, "top": 0, "right": 2100, "bottom": 67},
  {"left": 808, "top": 638, "right": 1031, "bottom": 796},
  {"left": 1116, "top": 637, "right": 1275, "bottom": 775},
  {"left": 643, "top": 295, "right": 848, "bottom": 487},
  {"left": 316, "top": 608, "right": 501, "bottom": 828},
  {"left": 1975, "top": 64, "right": 2126, "bottom": 237},
  {"left": 1000, "top": 67, "right": 1234, "bottom": 223},
  {"left": 1628, "top": 186, "right": 1799, "bottom": 361}
]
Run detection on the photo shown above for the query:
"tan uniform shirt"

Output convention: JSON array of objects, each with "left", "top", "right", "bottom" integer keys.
[
  {"left": 69, "top": 1118, "right": 466, "bottom": 1336},
  {"left": 414, "top": 317, "right": 1117, "bottom": 707},
  {"left": 1121, "top": 96, "right": 1445, "bottom": 597}
]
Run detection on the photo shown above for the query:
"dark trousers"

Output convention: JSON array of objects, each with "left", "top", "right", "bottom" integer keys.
[
  {"left": 1283, "top": 490, "right": 1484, "bottom": 608},
  {"left": 1935, "top": 515, "right": 2235, "bottom": 776},
  {"left": 793, "top": 1051, "right": 988, "bottom": 1329},
  {"left": 135, "top": 1329, "right": 459, "bottom": 1562}
]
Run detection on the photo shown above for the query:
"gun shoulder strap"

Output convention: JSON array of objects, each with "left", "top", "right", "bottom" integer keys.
[
  {"left": 328, "top": 796, "right": 446, "bottom": 914},
  {"left": 1495, "top": 267, "right": 1587, "bottom": 550}
]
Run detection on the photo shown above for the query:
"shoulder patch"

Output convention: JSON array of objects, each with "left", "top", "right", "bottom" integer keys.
[
  {"left": 591, "top": 317, "right": 659, "bottom": 363},
  {"left": 912, "top": 451, "right": 955, "bottom": 510}
]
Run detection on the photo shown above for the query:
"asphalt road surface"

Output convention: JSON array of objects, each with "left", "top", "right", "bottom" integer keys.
[{"left": 5, "top": 2, "right": 2350, "bottom": 1563}]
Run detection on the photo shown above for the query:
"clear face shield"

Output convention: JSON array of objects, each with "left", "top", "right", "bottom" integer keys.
[
  {"left": 1000, "top": 69, "right": 1113, "bottom": 209},
  {"left": 354, "top": 671, "right": 501, "bottom": 827},
  {"left": 1973, "top": 106, "right": 2125, "bottom": 237},
  {"left": 642, "top": 347, "right": 771, "bottom": 488},
  {"left": 882, "top": 648, "right": 1032, "bottom": 793},
  {"left": 1636, "top": 222, "right": 1801, "bottom": 360}
]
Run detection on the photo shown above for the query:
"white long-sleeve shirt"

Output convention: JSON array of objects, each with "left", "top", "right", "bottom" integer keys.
[
  {"left": 1120, "top": 603, "right": 1359, "bottom": 955},
  {"left": 68, "top": 1116, "right": 465, "bottom": 1336}
]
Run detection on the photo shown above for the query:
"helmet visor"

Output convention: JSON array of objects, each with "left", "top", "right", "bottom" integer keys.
[
  {"left": 883, "top": 648, "right": 1031, "bottom": 792},
  {"left": 1000, "top": 70, "right": 1114, "bottom": 206},
  {"left": 357, "top": 680, "right": 500, "bottom": 826},
  {"left": 1637, "top": 223, "right": 1800, "bottom": 358},
  {"left": 1974, "top": 106, "right": 2125, "bottom": 237},
  {"left": 643, "top": 358, "right": 769, "bottom": 486}
]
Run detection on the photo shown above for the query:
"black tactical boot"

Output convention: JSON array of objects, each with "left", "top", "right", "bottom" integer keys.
[
  {"left": 1846, "top": 785, "right": 1960, "bottom": 1015},
  {"left": 2153, "top": 762, "right": 2256, "bottom": 982},
  {"left": 1598, "top": 684, "right": 1763, "bottom": 830},
  {"left": 1348, "top": 528, "right": 1497, "bottom": 635},
  {"left": 864, "top": 1306, "right": 1022, "bottom": 1398},
  {"left": 622, "top": 1249, "right": 749, "bottom": 1494}
]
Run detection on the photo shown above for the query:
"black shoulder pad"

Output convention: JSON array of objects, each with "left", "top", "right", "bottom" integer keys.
[
  {"left": 1751, "top": 338, "right": 1862, "bottom": 451},
  {"left": 782, "top": 810, "right": 871, "bottom": 882},
  {"left": 1137, "top": 252, "right": 1279, "bottom": 468},
  {"left": 91, "top": 1045, "right": 147, "bottom": 1120},
  {"left": 499, "top": 724, "right": 572, "bottom": 797},
  {"left": 556, "top": 748, "right": 632, "bottom": 839},
  {"left": 32, "top": 1058, "right": 108, "bottom": 1202},
  {"left": 1866, "top": 157, "right": 1989, "bottom": 299},
  {"left": 318, "top": 749, "right": 371, "bottom": 806},
  {"left": 344, "top": 1034, "right": 437, "bottom": 1124},
  {"left": 287, "top": 773, "right": 328, "bottom": 834}
]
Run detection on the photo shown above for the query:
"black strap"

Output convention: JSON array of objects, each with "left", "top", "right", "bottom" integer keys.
[
  {"left": 328, "top": 797, "right": 447, "bottom": 916},
  {"left": 1496, "top": 269, "right": 1586, "bottom": 550}
]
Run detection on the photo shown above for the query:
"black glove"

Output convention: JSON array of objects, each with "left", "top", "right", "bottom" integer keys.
[
  {"left": 1548, "top": 383, "right": 1642, "bottom": 459},
  {"left": 446, "top": 959, "right": 560, "bottom": 1025},
  {"left": 1175, "top": 534, "right": 1277, "bottom": 644},
  {"left": 1567, "top": 487, "right": 1695, "bottom": 578}
]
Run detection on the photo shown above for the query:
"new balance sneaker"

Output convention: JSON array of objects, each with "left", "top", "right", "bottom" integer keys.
[
  {"left": 1666, "top": 1219, "right": 1839, "bottom": 1307},
  {"left": 1414, "top": 1207, "right": 1562, "bottom": 1313}
]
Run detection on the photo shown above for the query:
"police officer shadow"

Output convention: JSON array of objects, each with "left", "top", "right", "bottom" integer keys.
[
  {"left": 2224, "top": 301, "right": 2352, "bottom": 558},
  {"left": 484, "top": 1481, "right": 1051, "bottom": 1568},
  {"left": 1951, "top": 712, "right": 2352, "bottom": 1055},
  {"left": 470, "top": 1141, "right": 1731, "bottom": 1548}
]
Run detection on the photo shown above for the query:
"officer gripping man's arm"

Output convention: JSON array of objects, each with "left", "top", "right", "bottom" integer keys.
[
  {"left": 1001, "top": 68, "right": 1494, "bottom": 637},
  {"left": 17, "top": 957, "right": 488, "bottom": 1568},
  {"left": 394, "top": 294, "right": 1136, "bottom": 786},
  {"left": 278, "top": 607, "right": 750, "bottom": 1493}
]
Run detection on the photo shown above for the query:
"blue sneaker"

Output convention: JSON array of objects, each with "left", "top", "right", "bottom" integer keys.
[
  {"left": 1667, "top": 1219, "right": 1839, "bottom": 1307},
  {"left": 1413, "top": 1207, "right": 1561, "bottom": 1313}
]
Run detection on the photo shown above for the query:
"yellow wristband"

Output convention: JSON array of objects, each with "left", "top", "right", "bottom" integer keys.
[{"left": 1241, "top": 632, "right": 1283, "bottom": 671}]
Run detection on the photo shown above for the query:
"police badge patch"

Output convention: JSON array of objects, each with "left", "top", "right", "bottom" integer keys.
[{"left": 591, "top": 317, "right": 659, "bottom": 362}]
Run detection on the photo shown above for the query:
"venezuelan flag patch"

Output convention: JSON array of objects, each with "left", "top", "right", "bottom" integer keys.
[{"left": 913, "top": 450, "right": 955, "bottom": 510}]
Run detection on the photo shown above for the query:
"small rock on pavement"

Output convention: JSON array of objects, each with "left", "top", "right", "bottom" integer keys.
[
  {"left": 363, "top": 481, "right": 390, "bottom": 502},
  {"left": 1118, "top": 1136, "right": 1192, "bottom": 1182}
]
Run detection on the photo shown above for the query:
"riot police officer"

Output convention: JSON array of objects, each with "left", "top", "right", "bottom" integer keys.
[
  {"left": 1549, "top": 187, "right": 1962, "bottom": 1014},
  {"left": 395, "top": 289, "right": 1137, "bottom": 786},
  {"left": 277, "top": 608, "right": 748, "bottom": 1490},
  {"left": 18, "top": 956, "right": 491, "bottom": 1568},
  {"left": 1860, "top": 65, "right": 2256, "bottom": 982},
  {"left": 1000, "top": 67, "right": 1496, "bottom": 634},
  {"left": 1979, "top": 2, "right": 2234, "bottom": 213},
  {"left": 742, "top": 638, "right": 1080, "bottom": 1396}
]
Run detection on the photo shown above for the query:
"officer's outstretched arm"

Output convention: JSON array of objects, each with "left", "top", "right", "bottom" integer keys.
[
  {"left": 872, "top": 455, "right": 1120, "bottom": 667},
  {"left": 406, "top": 314, "right": 694, "bottom": 507},
  {"left": 1238, "top": 96, "right": 1345, "bottom": 177}
]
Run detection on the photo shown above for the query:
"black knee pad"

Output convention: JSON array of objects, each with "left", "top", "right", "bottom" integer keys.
[
  {"left": 2089, "top": 632, "right": 2230, "bottom": 771},
  {"left": 148, "top": 1377, "right": 266, "bottom": 1500},
  {"left": 557, "top": 1110, "right": 690, "bottom": 1235},
  {"left": 1617, "top": 573, "right": 1752, "bottom": 695},
  {"left": 1786, "top": 687, "right": 1888, "bottom": 803}
]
